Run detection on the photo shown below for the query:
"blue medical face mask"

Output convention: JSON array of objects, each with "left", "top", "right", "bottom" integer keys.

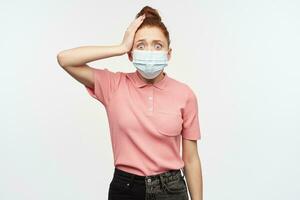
[{"left": 132, "top": 49, "right": 168, "bottom": 79}]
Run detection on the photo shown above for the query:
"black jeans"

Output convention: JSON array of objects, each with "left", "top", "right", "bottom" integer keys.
[{"left": 108, "top": 167, "right": 189, "bottom": 200}]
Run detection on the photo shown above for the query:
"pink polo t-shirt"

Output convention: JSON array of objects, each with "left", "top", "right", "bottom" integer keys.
[{"left": 84, "top": 67, "right": 201, "bottom": 176}]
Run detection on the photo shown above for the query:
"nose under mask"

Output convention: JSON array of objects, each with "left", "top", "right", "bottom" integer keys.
[{"left": 132, "top": 50, "right": 168, "bottom": 79}]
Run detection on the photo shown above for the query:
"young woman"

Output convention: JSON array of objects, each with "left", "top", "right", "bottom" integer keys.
[{"left": 57, "top": 6, "right": 203, "bottom": 200}]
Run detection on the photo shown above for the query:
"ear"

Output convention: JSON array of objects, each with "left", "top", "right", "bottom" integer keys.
[
  {"left": 167, "top": 48, "right": 172, "bottom": 61},
  {"left": 127, "top": 50, "right": 133, "bottom": 62}
]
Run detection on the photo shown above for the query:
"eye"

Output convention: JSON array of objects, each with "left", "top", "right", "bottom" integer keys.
[
  {"left": 155, "top": 43, "right": 162, "bottom": 49},
  {"left": 137, "top": 43, "right": 144, "bottom": 49}
]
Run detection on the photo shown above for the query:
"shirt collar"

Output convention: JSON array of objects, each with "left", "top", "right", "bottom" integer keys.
[{"left": 127, "top": 70, "right": 169, "bottom": 90}]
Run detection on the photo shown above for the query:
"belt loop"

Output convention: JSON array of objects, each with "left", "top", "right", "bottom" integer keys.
[{"left": 159, "top": 174, "right": 166, "bottom": 191}]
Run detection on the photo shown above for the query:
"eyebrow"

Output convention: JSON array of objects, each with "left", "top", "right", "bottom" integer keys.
[{"left": 136, "top": 39, "right": 164, "bottom": 43}]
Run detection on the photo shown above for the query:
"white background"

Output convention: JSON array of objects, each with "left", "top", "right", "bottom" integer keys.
[{"left": 1, "top": 0, "right": 299, "bottom": 199}]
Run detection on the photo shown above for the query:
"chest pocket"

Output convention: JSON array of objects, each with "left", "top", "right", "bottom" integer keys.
[{"left": 152, "top": 111, "right": 183, "bottom": 137}]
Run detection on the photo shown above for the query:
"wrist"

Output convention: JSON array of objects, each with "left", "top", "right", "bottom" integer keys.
[{"left": 118, "top": 44, "right": 129, "bottom": 55}]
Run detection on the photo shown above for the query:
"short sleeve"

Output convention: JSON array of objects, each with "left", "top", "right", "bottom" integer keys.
[
  {"left": 84, "top": 67, "right": 122, "bottom": 107},
  {"left": 181, "top": 88, "right": 201, "bottom": 140}
]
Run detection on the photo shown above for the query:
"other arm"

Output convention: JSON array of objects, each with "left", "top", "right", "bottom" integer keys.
[{"left": 182, "top": 139, "right": 203, "bottom": 200}]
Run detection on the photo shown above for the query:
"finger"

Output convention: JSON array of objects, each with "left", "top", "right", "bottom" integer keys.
[
  {"left": 132, "top": 16, "right": 143, "bottom": 25},
  {"left": 135, "top": 15, "right": 145, "bottom": 23},
  {"left": 134, "top": 16, "right": 145, "bottom": 27},
  {"left": 131, "top": 16, "right": 142, "bottom": 25},
  {"left": 127, "top": 15, "right": 145, "bottom": 31},
  {"left": 128, "top": 18, "right": 141, "bottom": 29}
]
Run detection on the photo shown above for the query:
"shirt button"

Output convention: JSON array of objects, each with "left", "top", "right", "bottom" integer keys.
[{"left": 148, "top": 96, "right": 153, "bottom": 100}]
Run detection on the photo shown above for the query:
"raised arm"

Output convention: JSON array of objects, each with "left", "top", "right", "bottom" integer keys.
[
  {"left": 56, "top": 45, "right": 127, "bottom": 89},
  {"left": 56, "top": 14, "right": 146, "bottom": 89}
]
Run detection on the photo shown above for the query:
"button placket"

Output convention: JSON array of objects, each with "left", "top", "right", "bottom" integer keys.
[{"left": 147, "top": 88, "right": 154, "bottom": 113}]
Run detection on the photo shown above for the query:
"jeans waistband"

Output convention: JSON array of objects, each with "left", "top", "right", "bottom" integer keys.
[{"left": 112, "top": 167, "right": 184, "bottom": 184}]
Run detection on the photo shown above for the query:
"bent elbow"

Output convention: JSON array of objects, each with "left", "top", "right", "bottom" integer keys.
[{"left": 56, "top": 51, "right": 67, "bottom": 68}]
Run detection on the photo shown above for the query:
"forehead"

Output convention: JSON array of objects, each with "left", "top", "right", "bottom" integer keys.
[{"left": 134, "top": 26, "right": 167, "bottom": 44}]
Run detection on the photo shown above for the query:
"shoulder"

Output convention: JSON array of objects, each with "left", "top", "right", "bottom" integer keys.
[{"left": 167, "top": 76, "right": 198, "bottom": 100}]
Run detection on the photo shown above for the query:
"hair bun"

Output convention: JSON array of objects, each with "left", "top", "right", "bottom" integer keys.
[{"left": 136, "top": 6, "right": 161, "bottom": 21}]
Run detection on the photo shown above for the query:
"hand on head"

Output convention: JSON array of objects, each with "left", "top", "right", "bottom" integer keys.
[{"left": 121, "top": 14, "right": 146, "bottom": 53}]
